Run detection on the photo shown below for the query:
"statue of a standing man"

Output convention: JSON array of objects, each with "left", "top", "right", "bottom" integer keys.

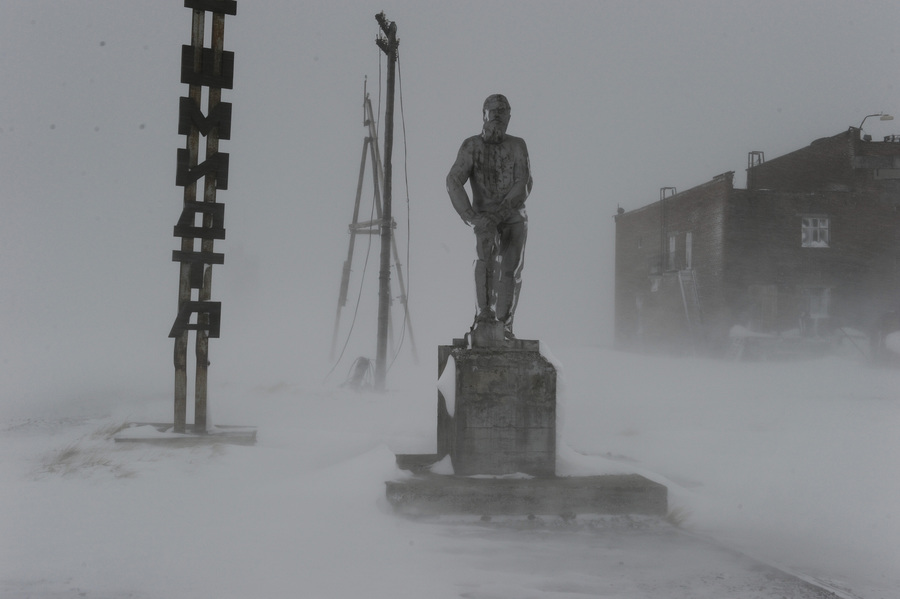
[{"left": 446, "top": 94, "right": 533, "bottom": 340}]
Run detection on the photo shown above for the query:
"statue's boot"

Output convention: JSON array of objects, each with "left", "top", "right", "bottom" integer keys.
[
  {"left": 495, "top": 268, "right": 521, "bottom": 337},
  {"left": 473, "top": 229, "right": 498, "bottom": 320},
  {"left": 473, "top": 259, "right": 496, "bottom": 322}
]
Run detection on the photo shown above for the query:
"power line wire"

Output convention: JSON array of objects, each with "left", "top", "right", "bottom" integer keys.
[
  {"left": 324, "top": 184, "right": 378, "bottom": 382},
  {"left": 387, "top": 51, "right": 412, "bottom": 372}
]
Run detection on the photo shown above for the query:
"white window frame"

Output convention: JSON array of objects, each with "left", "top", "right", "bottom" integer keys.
[{"left": 801, "top": 215, "right": 830, "bottom": 248}]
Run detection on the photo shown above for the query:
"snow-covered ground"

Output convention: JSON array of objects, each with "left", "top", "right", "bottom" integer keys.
[{"left": 2, "top": 347, "right": 898, "bottom": 598}]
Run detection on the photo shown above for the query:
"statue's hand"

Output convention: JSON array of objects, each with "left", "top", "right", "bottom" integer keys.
[
  {"left": 471, "top": 213, "right": 496, "bottom": 235},
  {"left": 496, "top": 204, "right": 516, "bottom": 222}
]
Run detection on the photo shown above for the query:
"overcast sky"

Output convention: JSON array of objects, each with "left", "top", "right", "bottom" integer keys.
[{"left": 2, "top": 1, "right": 899, "bottom": 401}]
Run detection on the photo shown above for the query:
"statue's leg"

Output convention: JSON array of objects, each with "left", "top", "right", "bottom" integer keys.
[
  {"left": 495, "top": 217, "right": 527, "bottom": 333},
  {"left": 474, "top": 230, "right": 498, "bottom": 319}
]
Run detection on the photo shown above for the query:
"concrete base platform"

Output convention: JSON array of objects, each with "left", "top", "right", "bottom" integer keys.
[
  {"left": 113, "top": 422, "right": 257, "bottom": 446},
  {"left": 386, "top": 472, "right": 667, "bottom": 517}
]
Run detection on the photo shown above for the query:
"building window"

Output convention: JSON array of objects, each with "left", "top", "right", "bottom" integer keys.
[
  {"left": 801, "top": 216, "right": 830, "bottom": 248},
  {"left": 800, "top": 287, "right": 831, "bottom": 336}
]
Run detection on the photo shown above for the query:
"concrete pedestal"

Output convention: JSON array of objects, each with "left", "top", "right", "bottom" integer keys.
[
  {"left": 387, "top": 338, "right": 667, "bottom": 518},
  {"left": 438, "top": 339, "right": 556, "bottom": 477}
]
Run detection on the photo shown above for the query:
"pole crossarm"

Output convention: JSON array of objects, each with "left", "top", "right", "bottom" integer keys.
[
  {"left": 375, "top": 12, "right": 399, "bottom": 57},
  {"left": 351, "top": 218, "right": 396, "bottom": 231}
]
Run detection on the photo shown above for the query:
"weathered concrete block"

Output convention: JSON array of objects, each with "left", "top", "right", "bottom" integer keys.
[{"left": 438, "top": 342, "right": 556, "bottom": 477}]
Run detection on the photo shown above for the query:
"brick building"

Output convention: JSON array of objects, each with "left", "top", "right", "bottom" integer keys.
[{"left": 614, "top": 128, "right": 900, "bottom": 356}]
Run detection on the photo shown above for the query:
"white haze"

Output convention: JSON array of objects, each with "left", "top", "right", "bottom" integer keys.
[{"left": 1, "top": 1, "right": 899, "bottom": 597}]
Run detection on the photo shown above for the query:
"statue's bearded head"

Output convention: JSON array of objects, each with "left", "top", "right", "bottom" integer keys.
[{"left": 481, "top": 94, "right": 510, "bottom": 144}]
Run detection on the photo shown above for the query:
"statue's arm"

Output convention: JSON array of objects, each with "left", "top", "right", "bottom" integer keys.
[
  {"left": 446, "top": 140, "right": 476, "bottom": 223},
  {"left": 501, "top": 138, "right": 533, "bottom": 210}
]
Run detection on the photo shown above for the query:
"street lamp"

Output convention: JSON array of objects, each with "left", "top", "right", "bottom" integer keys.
[{"left": 858, "top": 112, "right": 894, "bottom": 132}]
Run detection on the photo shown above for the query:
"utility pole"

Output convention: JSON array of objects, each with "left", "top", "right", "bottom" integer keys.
[{"left": 374, "top": 12, "right": 398, "bottom": 391}]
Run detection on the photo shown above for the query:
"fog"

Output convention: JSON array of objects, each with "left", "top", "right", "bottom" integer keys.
[{"left": 2, "top": 2, "right": 899, "bottom": 597}]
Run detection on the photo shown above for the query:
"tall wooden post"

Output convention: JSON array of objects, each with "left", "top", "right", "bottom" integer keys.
[
  {"left": 374, "top": 12, "right": 398, "bottom": 391},
  {"left": 170, "top": 0, "right": 236, "bottom": 432}
]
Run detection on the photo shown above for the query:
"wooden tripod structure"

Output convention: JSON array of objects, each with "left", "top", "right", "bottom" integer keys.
[{"left": 329, "top": 88, "right": 418, "bottom": 367}]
